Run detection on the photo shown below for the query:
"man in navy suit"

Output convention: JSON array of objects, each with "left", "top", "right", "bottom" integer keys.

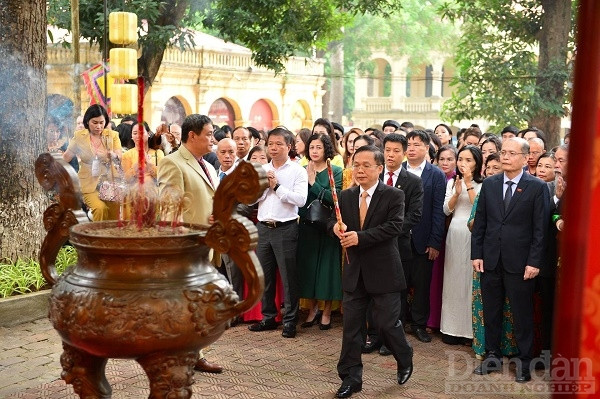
[
  {"left": 401, "top": 130, "right": 446, "bottom": 343},
  {"left": 471, "top": 137, "right": 549, "bottom": 383},
  {"left": 333, "top": 145, "right": 413, "bottom": 398}
]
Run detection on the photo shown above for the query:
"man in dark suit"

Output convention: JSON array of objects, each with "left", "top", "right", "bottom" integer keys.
[
  {"left": 471, "top": 137, "right": 549, "bottom": 383},
  {"left": 333, "top": 145, "right": 413, "bottom": 398},
  {"left": 364, "top": 133, "right": 424, "bottom": 355},
  {"left": 401, "top": 130, "right": 446, "bottom": 343}
]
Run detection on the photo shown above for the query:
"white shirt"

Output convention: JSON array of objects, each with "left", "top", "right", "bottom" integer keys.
[
  {"left": 406, "top": 159, "right": 427, "bottom": 178},
  {"left": 256, "top": 158, "right": 308, "bottom": 222},
  {"left": 383, "top": 167, "right": 400, "bottom": 187},
  {"left": 359, "top": 182, "right": 379, "bottom": 208},
  {"left": 503, "top": 171, "right": 523, "bottom": 197},
  {"left": 218, "top": 160, "right": 238, "bottom": 178}
]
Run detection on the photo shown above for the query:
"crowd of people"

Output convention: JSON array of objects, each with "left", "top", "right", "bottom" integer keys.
[{"left": 48, "top": 105, "right": 567, "bottom": 398}]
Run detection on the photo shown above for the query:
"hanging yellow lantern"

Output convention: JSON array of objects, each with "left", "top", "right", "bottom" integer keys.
[
  {"left": 109, "top": 12, "right": 137, "bottom": 45},
  {"left": 111, "top": 83, "right": 138, "bottom": 115},
  {"left": 109, "top": 48, "right": 138, "bottom": 79}
]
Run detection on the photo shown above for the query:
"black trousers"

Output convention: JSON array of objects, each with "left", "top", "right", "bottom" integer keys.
[
  {"left": 537, "top": 275, "right": 556, "bottom": 352},
  {"left": 222, "top": 253, "right": 244, "bottom": 299},
  {"left": 256, "top": 222, "right": 299, "bottom": 325},
  {"left": 338, "top": 274, "right": 412, "bottom": 386},
  {"left": 481, "top": 264, "right": 535, "bottom": 370},
  {"left": 401, "top": 252, "right": 433, "bottom": 328}
]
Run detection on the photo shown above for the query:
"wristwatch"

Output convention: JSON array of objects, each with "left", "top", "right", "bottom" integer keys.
[{"left": 274, "top": 183, "right": 280, "bottom": 191}]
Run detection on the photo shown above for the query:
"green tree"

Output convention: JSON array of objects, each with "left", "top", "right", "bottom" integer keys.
[
  {"left": 340, "top": 0, "right": 460, "bottom": 116},
  {"left": 47, "top": 0, "right": 402, "bottom": 89},
  {"left": 439, "top": 0, "right": 574, "bottom": 147}
]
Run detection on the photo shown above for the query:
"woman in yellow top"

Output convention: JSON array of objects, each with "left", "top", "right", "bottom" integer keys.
[
  {"left": 121, "top": 122, "right": 164, "bottom": 184},
  {"left": 63, "top": 104, "right": 122, "bottom": 221}
]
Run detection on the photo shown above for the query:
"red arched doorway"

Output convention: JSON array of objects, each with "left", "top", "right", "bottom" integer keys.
[
  {"left": 249, "top": 99, "right": 273, "bottom": 131},
  {"left": 208, "top": 98, "right": 235, "bottom": 128},
  {"left": 161, "top": 97, "right": 187, "bottom": 126}
]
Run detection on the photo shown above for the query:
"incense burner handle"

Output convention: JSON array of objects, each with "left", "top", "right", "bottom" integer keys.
[
  {"left": 205, "top": 161, "right": 268, "bottom": 321},
  {"left": 35, "top": 153, "right": 88, "bottom": 285}
]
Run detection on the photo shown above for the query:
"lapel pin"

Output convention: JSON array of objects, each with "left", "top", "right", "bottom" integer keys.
[{"left": 516, "top": 188, "right": 523, "bottom": 192}]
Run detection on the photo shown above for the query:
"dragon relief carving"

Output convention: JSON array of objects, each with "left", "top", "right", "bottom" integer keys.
[
  {"left": 184, "top": 283, "right": 239, "bottom": 335},
  {"left": 50, "top": 287, "right": 188, "bottom": 341}
]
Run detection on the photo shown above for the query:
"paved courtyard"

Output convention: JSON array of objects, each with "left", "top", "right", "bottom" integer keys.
[{"left": 0, "top": 313, "right": 551, "bottom": 398}]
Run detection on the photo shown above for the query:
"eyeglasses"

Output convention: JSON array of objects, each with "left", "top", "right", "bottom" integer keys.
[
  {"left": 500, "top": 150, "right": 525, "bottom": 158},
  {"left": 352, "top": 164, "right": 380, "bottom": 170}
]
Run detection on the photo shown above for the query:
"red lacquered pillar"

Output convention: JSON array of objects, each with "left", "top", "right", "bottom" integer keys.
[{"left": 553, "top": 1, "right": 600, "bottom": 397}]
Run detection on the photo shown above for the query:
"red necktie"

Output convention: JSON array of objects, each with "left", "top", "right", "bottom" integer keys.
[
  {"left": 386, "top": 171, "right": 394, "bottom": 186},
  {"left": 198, "top": 157, "right": 214, "bottom": 188}
]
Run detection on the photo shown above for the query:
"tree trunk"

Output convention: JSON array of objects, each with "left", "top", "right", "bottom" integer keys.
[
  {"left": 328, "top": 40, "right": 344, "bottom": 124},
  {"left": 138, "top": 0, "right": 189, "bottom": 92},
  {"left": 0, "top": 0, "right": 49, "bottom": 261},
  {"left": 531, "top": 0, "right": 572, "bottom": 148}
]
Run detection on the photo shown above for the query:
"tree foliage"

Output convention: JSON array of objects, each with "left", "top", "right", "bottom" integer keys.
[
  {"left": 438, "top": 0, "right": 574, "bottom": 141},
  {"left": 47, "top": 0, "right": 403, "bottom": 83},
  {"left": 340, "top": 0, "right": 460, "bottom": 114}
]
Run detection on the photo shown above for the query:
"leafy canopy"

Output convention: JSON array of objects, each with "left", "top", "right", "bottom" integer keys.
[
  {"left": 438, "top": 0, "right": 573, "bottom": 128},
  {"left": 47, "top": 0, "right": 403, "bottom": 73}
]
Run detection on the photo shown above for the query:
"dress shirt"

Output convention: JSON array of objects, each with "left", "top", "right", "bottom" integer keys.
[
  {"left": 218, "top": 162, "right": 237, "bottom": 178},
  {"left": 406, "top": 159, "right": 427, "bottom": 178},
  {"left": 384, "top": 167, "right": 400, "bottom": 187},
  {"left": 359, "top": 182, "right": 379, "bottom": 208},
  {"left": 503, "top": 170, "right": 523, "bottom": 198},
  {"left": 256, "top": 158, "right": 308, "bottom": 222}
]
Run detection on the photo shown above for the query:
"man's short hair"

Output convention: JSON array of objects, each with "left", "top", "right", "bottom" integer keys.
[
  {"left": 406, "top": 129, "right": 430, "bottom": 145},
  {"left": 400, "top": 121, "right": 414, "bottom": 129},
  {"left": 181, "top": 114, "right": 212, "bottom": 143},
  {"left": 353, "top": 145, "right": 384, "bottom": 165},
  {"left": 501, "top": 125, "right": 519, "bottom": 135},
  {"left": 382, "top": 120, "right": 400, "bottom": 131},
  {"left": 267, "top": 126, "right": 294, "bottom": 145},
  {"left": 505, "top": 137, "right": 530, "bottom": 154},
  {"left": 232, "top": 126, "right": 251, "bottom": 139},
  {"left": 383, "top": 133, "right": 407, "bottom": 151}
]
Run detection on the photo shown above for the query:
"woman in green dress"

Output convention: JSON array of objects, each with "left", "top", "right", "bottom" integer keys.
[{"left": 298, "top": 133, "right": 343, "bottom": 330}]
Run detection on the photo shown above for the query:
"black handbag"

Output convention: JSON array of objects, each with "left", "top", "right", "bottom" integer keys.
[{"left": 305, "top": 189, "right": 333, "bottom": 230}]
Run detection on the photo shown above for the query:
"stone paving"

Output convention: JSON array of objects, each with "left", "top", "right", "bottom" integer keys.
[{"left": 0, "top": 313, "right": 552, "bottom": 398}]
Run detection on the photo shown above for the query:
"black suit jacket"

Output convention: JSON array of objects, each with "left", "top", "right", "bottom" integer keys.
[
  {"left": 333, "top": 182, "right": 406, "bottom": 294},
  {"left": 380, "top": 168, "right": 424, "bottom": 260},
  {"left": 471, "top": 173, "right": 550, "bottom": 274}
]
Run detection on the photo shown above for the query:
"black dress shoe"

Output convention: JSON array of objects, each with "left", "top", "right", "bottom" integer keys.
[
  {"left": 301, "top": 311, "right": 322, "bottom": 328},
  {"left": 319, "top": 321, "right": 331, "bottom": 330},
  {"left": 361, "top": 340, "right": 382, "bottom": 354},
  {"left": 397, "top": 364, "right": 413, "bottom": 385},
  {"left": 515, "top": 370, "right": 532, "bottom": 383},
  {"left": 414, "top": 327, "right": 432, "bottom": 343},
  {"left": 248, "top": 319, "right": 277, "bottom": 332},
  {"left": 379, "top": 345, "right": 392, "bottom": 356},
  {"left": 336, "top": 382, "right": 362, "bottom": 398},
  {"left": 281, "top": 323, "right": 297, "bottom": 338},
  {"left": 473, "top": 356, "right": 503, "bottom": 375}
]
